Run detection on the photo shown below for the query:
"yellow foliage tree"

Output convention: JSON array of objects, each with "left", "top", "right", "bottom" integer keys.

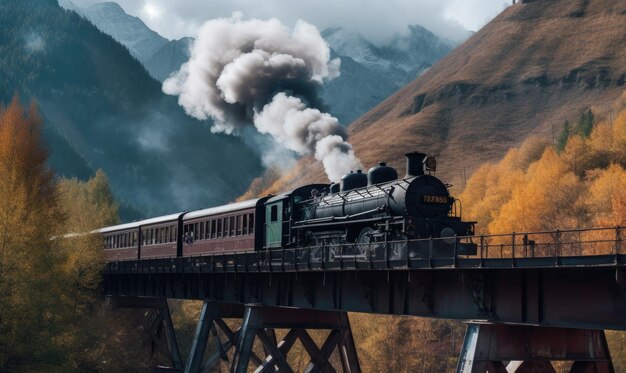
[
  {"left": 459, "top": 136, "right": 548, "bottom": 233},
  {"left": 461, "top": 91, "right": 626, "bottom": 236},
  {"left": 0, "top": 97, "right": 125, "bottom": 370},
  {"left": 488, "top": 148, "right": 582, "bottom": 234},
  {"left": 586, "top": 164, "right": 626, "bottom": 226},
  {"left": 0, "top": 96, "right": 65, "bottom": 369},
  {"left": 57, "top": 170, "right": 119, "bottom": 315}
]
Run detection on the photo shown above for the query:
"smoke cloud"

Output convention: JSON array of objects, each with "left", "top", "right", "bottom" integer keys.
[{"left": 163, "top": 13, "right": 362, "bottom": 182}]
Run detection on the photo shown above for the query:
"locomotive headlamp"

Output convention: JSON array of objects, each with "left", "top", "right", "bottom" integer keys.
[{"left": 423, "top": 156, "right": 437, "bottom": 172}]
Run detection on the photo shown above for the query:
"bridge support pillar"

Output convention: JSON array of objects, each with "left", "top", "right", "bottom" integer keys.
[
  {"left": 456, "top": 323, "right": 615, "bottom": 373},
  {"left": 107, "top": 296, "right": 184, "bottom": 371},
  {"left": 230, "top": 304, "right": 361, "bottom": 373},
  {"left": 184, "top": 301, "right": 246, "bottom": 373}
]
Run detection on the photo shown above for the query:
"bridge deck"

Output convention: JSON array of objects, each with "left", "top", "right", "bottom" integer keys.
[
  {"left": 103, "top": 227, "right": 626, "bottom": 331},
  {"left": 105, "top": 253, "right": 626, "bottom": 274}
]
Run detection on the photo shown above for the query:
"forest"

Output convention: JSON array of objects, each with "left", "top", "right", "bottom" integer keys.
[
  {"left": 0, "top": 96, "right": 152, "bottom": 370},
  {"left": 1, "top": 93, "right": 626, "bottom": 371}
]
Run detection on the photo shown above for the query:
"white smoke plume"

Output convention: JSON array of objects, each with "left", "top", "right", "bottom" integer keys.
[{"left": 163, "top": 13, "right": 362, "bottom": 182}]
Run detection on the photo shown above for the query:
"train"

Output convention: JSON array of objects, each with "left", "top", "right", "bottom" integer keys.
[{"left": 100, "top": 152, "right": 476, "bottom": 263}]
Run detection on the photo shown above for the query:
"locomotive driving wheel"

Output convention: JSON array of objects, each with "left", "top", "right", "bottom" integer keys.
[{"left": 356, "top": 227, "right": 379, "bottom": 259}]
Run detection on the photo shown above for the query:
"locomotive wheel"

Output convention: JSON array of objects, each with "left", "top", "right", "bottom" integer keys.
[{"left": 357, "top": 227, "right": 379, "bottom": 259}]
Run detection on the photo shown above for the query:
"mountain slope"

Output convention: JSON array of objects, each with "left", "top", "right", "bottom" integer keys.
[
  {"left": 0, "top": 0, "right": 263, "bottom": 219},
  {"left": 321, "top": 25, "right": 454, "bottom": 124},
  {"left": 323, "top": 25, "right": 452, "bottom": 84},
  {"left": 256, "top": 0, "right": 626, "bottom": 195},
  {"left": 144, "top": 37, "right": 193, "bottom": 81},
  {"left": 78, "top": 2, "right": 167, "bottom": 62}
]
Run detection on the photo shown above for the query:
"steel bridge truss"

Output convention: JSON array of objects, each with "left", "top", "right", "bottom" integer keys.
[
  {"left": 109, "top": 297, "right": 360, "bottom": 373},
  {"left": 108, "top": 296, "right": 617, "bottom": 373},
  {"left": 104, "top": 226, "right": 626, "bottom": 371}
]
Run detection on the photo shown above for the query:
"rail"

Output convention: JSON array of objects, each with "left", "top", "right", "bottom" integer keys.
[{"left": 104, "top": 226, "right": 626, "bottom": 274}]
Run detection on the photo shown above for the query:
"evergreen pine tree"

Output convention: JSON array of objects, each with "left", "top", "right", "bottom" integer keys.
[
  {"left": 577, "top": 109, "right": 595, "bottom": 138},
  {"left": 556, "top": 120, "right": 571, "bottom": 152}
]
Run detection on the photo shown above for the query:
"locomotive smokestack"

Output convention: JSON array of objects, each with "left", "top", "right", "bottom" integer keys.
[{"left": 405, "top": 152, "right": 427, "bottom": 178}]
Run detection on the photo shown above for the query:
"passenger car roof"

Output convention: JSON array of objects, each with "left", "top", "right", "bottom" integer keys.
[
  {"left": 97, "top": 212, "right": 184, "bottom": 234},
  {"left": 183, "top": 199, "right": 259, "bottom": 220}
]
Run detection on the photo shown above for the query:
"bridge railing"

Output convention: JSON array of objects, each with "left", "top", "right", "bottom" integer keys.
[
  {"left": 476, "top": 226, "right": 623, "bottom": 259},
  {"left": 104, "top": 227, "right": 625, "bottom": 274}
]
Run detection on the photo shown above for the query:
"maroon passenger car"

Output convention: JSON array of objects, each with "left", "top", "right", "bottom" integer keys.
[
  {"left": 100, "top": 197, "right": 270, "bottom": 262},
  {"left": 101, "top": 212, "right": 184, "bottom": 261},
  {"left": 181, "top": 198, "right": 269, "bottom": 256}
]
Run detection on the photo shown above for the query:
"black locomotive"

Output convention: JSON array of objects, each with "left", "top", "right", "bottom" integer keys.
[
  {"left": 100, "top": 151, "right": 476, "bottom": 262},
  {"left": 263, "top": 152, "right": 476, "bottom": 260}
]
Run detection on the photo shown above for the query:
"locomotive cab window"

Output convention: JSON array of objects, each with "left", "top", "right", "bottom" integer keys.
[{"left": 270, "top": 205, "right": 278, "bottom": 222}]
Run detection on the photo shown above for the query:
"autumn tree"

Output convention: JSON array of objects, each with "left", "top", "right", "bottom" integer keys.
[
  {"left": 461, "top": 93, "right": 626, "bottom": 236},
  {"left": 0, "top": 96, "right": 66, "bottom": 369},
  {"left": 0, "top": 96, "right": 128, "bottom": 370},
  {"left": 57, "top": 170, "right": 119, "bottom": 313}
]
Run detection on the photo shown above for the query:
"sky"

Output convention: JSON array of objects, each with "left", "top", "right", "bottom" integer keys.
[{"left": 69, "top": 0, "right": 510, "bottom": 44}]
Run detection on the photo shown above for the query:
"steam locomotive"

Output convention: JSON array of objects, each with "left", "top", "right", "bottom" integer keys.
[{"left": 100, "top": 152, "right": 476, "bottom": 262}]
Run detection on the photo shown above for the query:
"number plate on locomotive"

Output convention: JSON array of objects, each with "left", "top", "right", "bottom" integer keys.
[{"left": 422, "top": 195, "right": 448, "bottom": 204}]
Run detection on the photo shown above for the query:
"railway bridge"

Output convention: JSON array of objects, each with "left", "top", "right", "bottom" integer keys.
[{"left": 104, "top": 226, "right": 626, "bottom": 372}]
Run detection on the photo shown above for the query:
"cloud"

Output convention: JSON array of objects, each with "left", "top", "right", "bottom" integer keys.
[{"left": 68, "top": 0, "right": 508, "bottom": 44}]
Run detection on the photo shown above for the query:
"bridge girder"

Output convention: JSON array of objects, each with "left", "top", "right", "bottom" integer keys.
[{"left": 105, "top": 265, "right": 626, "bottom": 330}]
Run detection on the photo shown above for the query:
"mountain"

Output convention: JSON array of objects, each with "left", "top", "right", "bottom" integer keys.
[
  {"left": 74, "top": 0, "right": 456, "bottom": 125},
  {"left": 144, "top": 37, "right": 193, "bottom": 82},
  {"left": 321, "top": 25, "right": 454, "bottom": 124},
  {"left": 323, "top": 25, "right": 452, "bottom": 84},
  {"left": 248, "top": 0, "right": 626, "bottom": 196},
  {"left": 77, "top": 2, "right": 168, "bottom": 62},
  {"left": 0, "top": 0, "right": 263, "bottom": 219},
  {"left": 63, "top": 1, "right": 193, "bottom": 83}
]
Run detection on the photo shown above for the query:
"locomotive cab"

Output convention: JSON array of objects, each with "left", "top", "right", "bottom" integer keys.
[
  {"left": 264, "top": 184, "right": 329, "bottom": 249},
  {"left": 265, "top": 198, "right": 285, "bottom": 248}
]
